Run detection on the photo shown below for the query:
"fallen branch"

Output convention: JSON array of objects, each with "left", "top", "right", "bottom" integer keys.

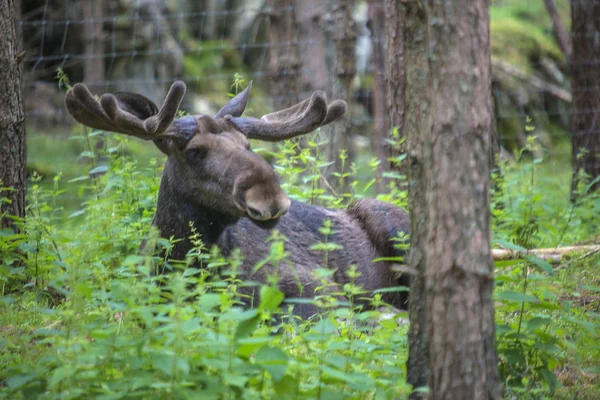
[
  {"left": 492, "top": 245, "right": 600, "bottom": 264},
  {"left": 492, "top": 58, "right": 572, "bottom": 103},
  {"left": 391, "top": 245, "right": 600, "bottom": 274}
]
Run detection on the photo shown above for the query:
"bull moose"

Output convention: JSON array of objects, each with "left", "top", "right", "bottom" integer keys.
[{"left": 64, "top": 81, "right": 410, "bottom": 319}]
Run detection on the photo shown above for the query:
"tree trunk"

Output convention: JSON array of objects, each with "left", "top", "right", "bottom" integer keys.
[
  {"left": 424, "top": 0, "right": 500, "bottom": 398},
  {"left": 266, "top": 0, "right": 300, "bottom": 108},
  {"left": 545, "top": 0, "right": 571, "bottom": 60},
  {"left": 82, "top": 0, "right": 105, "bottom": 90},
  {"left": 368, "top": 0, "right": 388, "bottom": 193},
  {"left": 328, "top": 0, "right": 356, "bottom": 187},
  {"left": 296, "top": 0, "right": 329, "bottom": 92},
  {"left": 401, "top": 1, "right": 430, "bottom": 397},
  {"left": 571, "top": 1, "right": 600, "bottom": 194},
  {"left": 0, "top": 0, "right": 26, "bottom": 233},
  {"left": 385, "top": 0, "right": 406, "bottom": 168}
]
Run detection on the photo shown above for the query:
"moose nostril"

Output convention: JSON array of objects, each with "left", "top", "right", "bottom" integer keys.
[{"left": 247, "top": 206, "right": 262, "bottom": 219}]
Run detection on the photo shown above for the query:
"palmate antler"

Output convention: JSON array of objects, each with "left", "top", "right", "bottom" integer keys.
[
  {"left": 226, "top": 91, "right": 347, "bottom": 141},
  {"left": 64, "top": 81, "right": 186, "bottom": 140},
  {"left": 64, "top": 81, "right": 346, "bottom": 143}
]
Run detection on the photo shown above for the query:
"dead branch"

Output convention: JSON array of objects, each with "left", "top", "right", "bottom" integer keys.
[
  {"left": 391, "top": 245, "right": 600, "bottom": 274},
  {"left": 492, "top": 58, "right": 571, "bottom": 103},
  {"left": 543, "top": 0, "right": 571, "bottom": 60}
]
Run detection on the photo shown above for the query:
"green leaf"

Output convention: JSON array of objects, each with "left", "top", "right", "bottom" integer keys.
[
  {"left": 235, "top": 314, "right": 260, "bottom": 340},
  {"left": 68, "top": 210, "right": 85, "bottom": 219},
  {"left": 524, "top": 254, "right": 553, "bottom": 274},
  {"left": 152, "top": 353, "right": 174, "bottom": 376},
  {"left": 89, "top": 165, "right": 109, "bottom": 175},
  {"left": 321, "top": 365, "right": 354, "bottom": 383},
  {"left": 274, "top": 374, "right": 299, "bottom": 397},
  {"left": 496, "top": 291, "right": 539, "bottom": 303},
  {"left": 6, "top": 374, "right": 35, "bottom": 389},
  {"left": 493, "top": 240, "right": 527, "bottom": 252},
  {"left": 223, "top": 373, "right": 248, "bottom": 388},
  {"left": 581, "top": 284, "right": 600, "bottom": 293},
  {"left": 49, "top": 366, "right": 76, "bottom": 388},
  {"left": 255, "top": 346, "right": 288, "bottom": 382},
  {"left": 259, "top": 286, "right": 284, "bottom": 311},
  {"left": 373, "top": 285, "right": 409, "bottom": 293}
]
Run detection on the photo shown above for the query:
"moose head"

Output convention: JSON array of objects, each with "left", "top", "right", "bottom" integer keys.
[{"left": 64, "top": 81, "right": 346, "bottom": 227}]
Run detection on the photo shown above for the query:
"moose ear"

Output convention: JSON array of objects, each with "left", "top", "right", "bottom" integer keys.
[
  {"left": 152, "top": 116, "right": 197, "bottom": 156},
  {"left": 112, "top": 91, "right": 159, "bottom": 120},
  {"left": 215, "top": 81, "right": 252, "bottom": 118}
]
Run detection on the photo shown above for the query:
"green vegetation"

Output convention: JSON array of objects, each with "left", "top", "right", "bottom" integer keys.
[
  {"left": 490, "top": 0, "right": 567, "bottom": 69},
  {"left": 2, "top": 120, "right": 600, "bottom": 398}
]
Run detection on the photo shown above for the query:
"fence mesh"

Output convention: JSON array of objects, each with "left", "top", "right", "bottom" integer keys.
[{"left": 18, "top": 0, "right": 578, "bottom": 176}]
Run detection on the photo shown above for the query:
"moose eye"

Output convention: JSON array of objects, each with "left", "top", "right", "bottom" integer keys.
[{"left": 185, "top": 147, "right": 208, "bottom": 160}]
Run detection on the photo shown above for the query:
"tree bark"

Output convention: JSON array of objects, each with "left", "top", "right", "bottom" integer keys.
[
  {"left": 571, "top": 1, "right": 600, "bottom": 194},
  {"left": 385, "top": 0, "right": 405, "bottom": 155},
  {"left": 401, "top": 1, "right": 430, "bottom": 397},
  {"left": 82, "top": 0, "right": 105, "bottom": 90},
  {"left": 424, "top": 0, "right": 500, "bottom": 398},
  {"left": 544, "top": 0, "right": 571, "bottom": 60},
  {"left": 368, "top": 0, "right": 389, "bottom": 193},
  {"left": 266, "top": 0, "right": 300, "bottom": 108},
  {"left": 0, "top": 0, "right": 26, "bottom": 233},
  {"left": 328, "top": 0, "right": 356, "bottom": 186}
]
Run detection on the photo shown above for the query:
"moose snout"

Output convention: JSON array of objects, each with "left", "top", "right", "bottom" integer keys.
[{"left": 245, "top": 196, "right": 291, "bottom": 221}]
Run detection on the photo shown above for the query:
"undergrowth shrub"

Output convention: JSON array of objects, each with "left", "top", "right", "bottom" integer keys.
[
  {"left": 0, "top": 124, "right": 411, "bottom": 399},
  {"left": 1, "top": 102, "right": 598, "bottom": 399}
]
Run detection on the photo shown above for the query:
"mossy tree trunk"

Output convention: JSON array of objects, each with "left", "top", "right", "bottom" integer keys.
[
  {"left": 571, "top": 0, "right": 600, "bottom": 193},
  {"left": 0, "top": 0, "right": 26, "bottom": 233}
]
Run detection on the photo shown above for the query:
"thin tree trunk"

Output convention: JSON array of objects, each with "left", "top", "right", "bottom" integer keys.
[
  {"left": 329, "top": 0, "right": 356, "bottom": 187},
  {"left": 571, "top": 1, "right": 600, "bottom": 194},
  {"left": 266, "top": 0, "right": 300, "bottom": 108},
  {"left": 424, "top": 0, "right": 500, "bottom": 397},
  {"left": 0, "top": 0, "right": 26, "bottom": 233},
  {"left": 385, "top": 0, "right": 406, "bottom": 168},
  {"left": 545, "top": 0, "right": 571, "bottom": 60},
  {"left": 368, "top": 0, "right": 388, "bottom": 193},
  {"left": 402, "top": 1, "right": 430, "bottom": 397},
  {"left": 82, "top": 0, "right": 105, "bottom": 90}
]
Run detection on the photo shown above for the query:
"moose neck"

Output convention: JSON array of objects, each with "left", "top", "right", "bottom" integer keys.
[{"left": 152, "top": 166, "right": 240, "bottom": 261}]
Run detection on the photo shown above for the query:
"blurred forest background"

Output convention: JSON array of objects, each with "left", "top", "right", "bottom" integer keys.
[{"left": 19, "top": 0, "right": 573, "bottom": 209}]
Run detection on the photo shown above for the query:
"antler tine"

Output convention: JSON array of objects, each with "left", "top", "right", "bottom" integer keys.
[
  {"left": 65, "top": 83, "right": 121, "bottom": 133},
  {"left": 65, "top": 81, "right": 186, "bottom": 140},
  {"left": 227, "top": 91, "right": 347, "bottom": 142}
]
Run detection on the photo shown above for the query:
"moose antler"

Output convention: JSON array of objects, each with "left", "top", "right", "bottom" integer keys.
[
  {"left": 64, "top": 81, "right": 186, "bottom": 140},
  {"left": 226, "top": 91, "right": 347, "bottom": 141}
]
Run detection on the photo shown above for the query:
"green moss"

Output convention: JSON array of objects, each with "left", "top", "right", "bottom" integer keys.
[{"left": 490, "top": 0, "right": 568, "bottom": 71}]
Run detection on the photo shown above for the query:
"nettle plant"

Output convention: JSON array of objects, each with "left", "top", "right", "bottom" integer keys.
[
  {"left": 491, "top": 133, "right": 600, "bottom": 397},
  {"left": 0, "top": 76, "right": 413, "bottom": 399},
  {"left": 62, "top": 78, "right": 411, "bottom": 318}
]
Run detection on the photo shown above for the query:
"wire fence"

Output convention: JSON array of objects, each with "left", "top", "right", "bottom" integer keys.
[{"left": 18, "top": 0, "right": 577, "bottom": 168}]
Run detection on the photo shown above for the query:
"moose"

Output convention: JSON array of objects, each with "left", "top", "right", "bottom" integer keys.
[{"left": 64, "top": 81, "right": 410, "bottom": 319}]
